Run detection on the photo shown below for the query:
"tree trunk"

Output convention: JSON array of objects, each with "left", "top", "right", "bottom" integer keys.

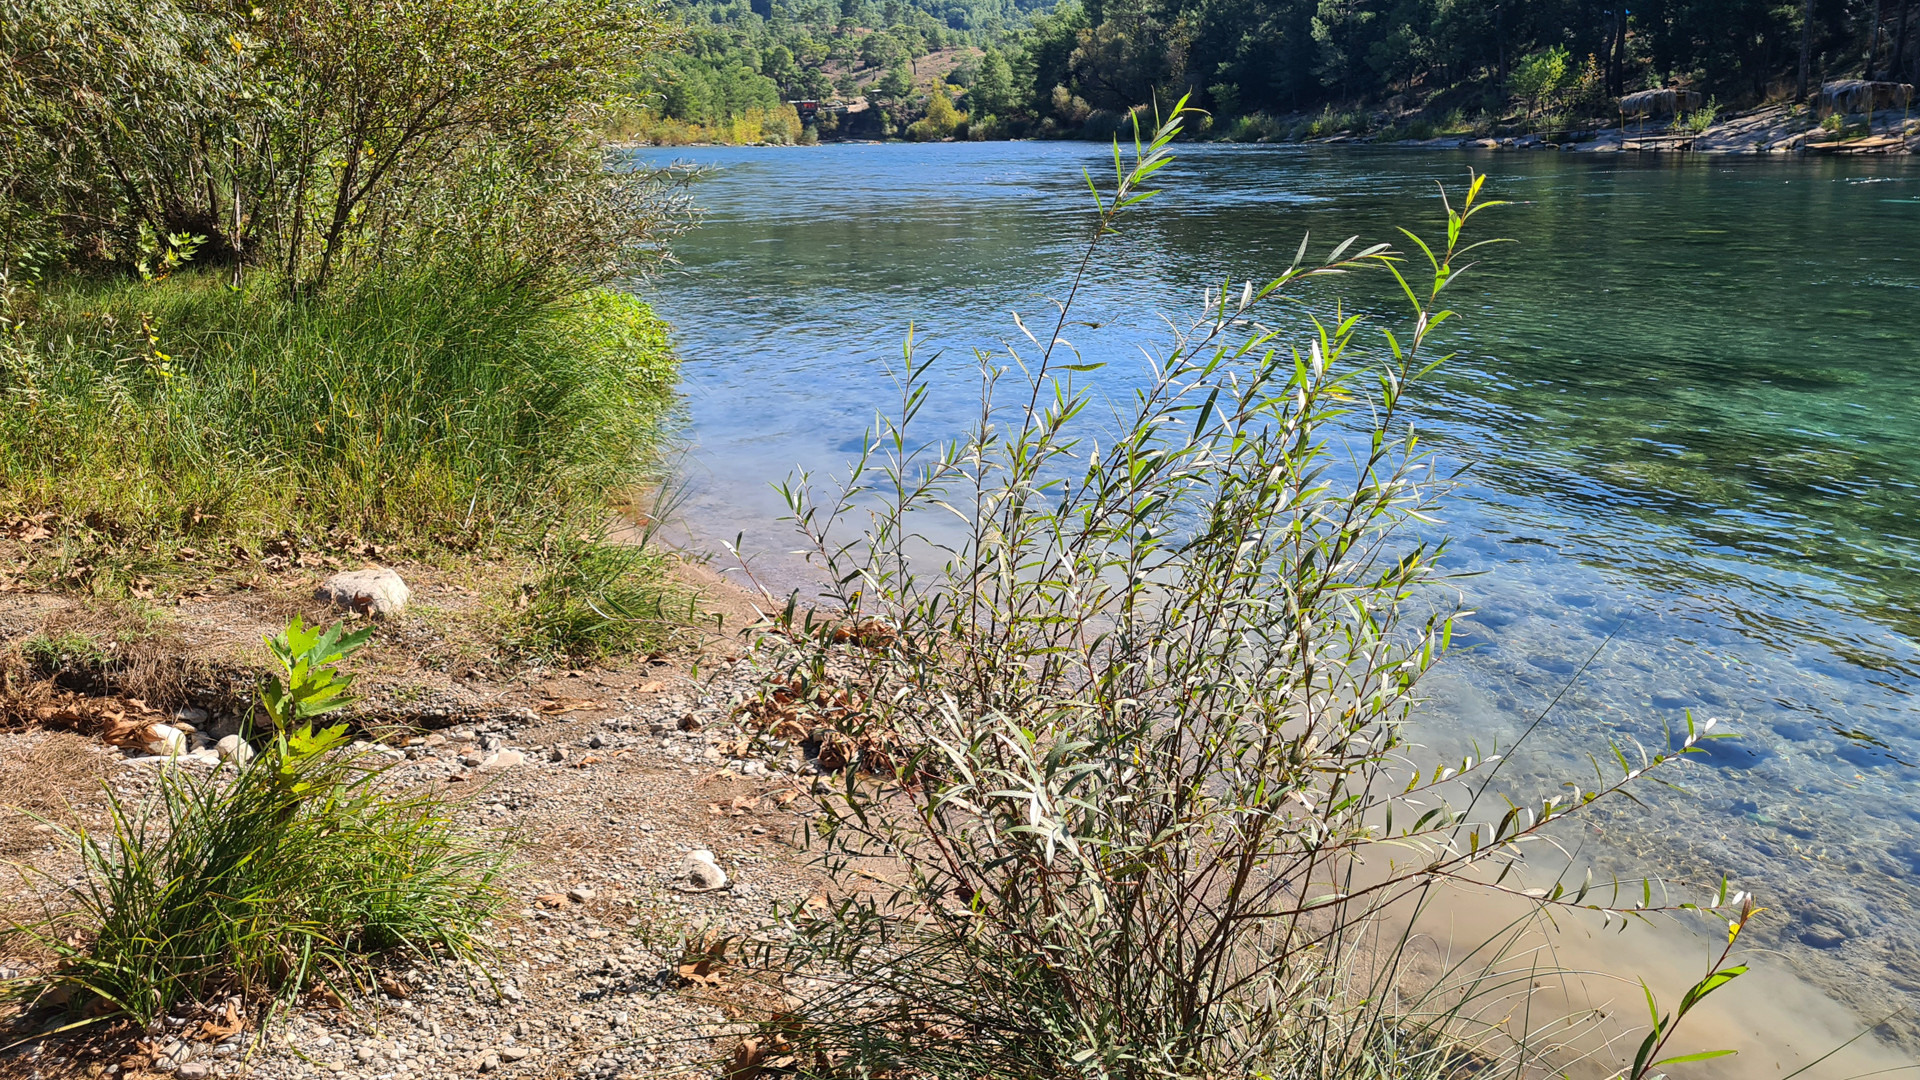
[
  {"left": 1866, "top": 0, "right": 1885, "bottom": 79},
  {"left": 1895, "top": 0, "right": 1913, "bottom": 80},
  {"left": 1496, "top": 4, "right": 1507, "bottom": 99},
  {"left": 1797, "top": 0, "right": 1816, "bottom": 99},
  {"left": 1611, "top": 7, "right": 1627, "bottom": 96}
]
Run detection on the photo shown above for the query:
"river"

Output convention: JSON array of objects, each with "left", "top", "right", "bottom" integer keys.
[{"left": 630, "top": 140, "right": 1920, "bottom": 1066}]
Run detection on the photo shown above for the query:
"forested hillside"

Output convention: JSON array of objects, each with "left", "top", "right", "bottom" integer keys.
[{"left": 627, "top": 0, "right": 1918, "bottom": 141}]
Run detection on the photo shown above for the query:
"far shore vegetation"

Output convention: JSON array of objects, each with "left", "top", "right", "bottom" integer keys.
[{"left": 619, "top": 0, "right": 1919, "bottom": 145}]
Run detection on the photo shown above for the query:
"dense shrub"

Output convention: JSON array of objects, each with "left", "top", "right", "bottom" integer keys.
[{"left": 0, "top": 0, "right": 687, "bottom": 288}]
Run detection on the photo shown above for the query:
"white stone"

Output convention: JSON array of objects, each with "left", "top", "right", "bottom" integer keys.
[
  {"left": 480, "top": 750, "right": 525, "bottom": 771},
  {"left": 216, "top": 734, "right": 255, "bottom": 766},
  {"left": 144, "top": 723, "right": 187, "bottom": 756},
  {"left": 314, "top": 567, "right": 411, "bottom": 618},
  {"left": 174, "top": 705, "right": 210, "bottom": 726},
  {"left": 683, "top": 850, "right": 728, "bottom": 890}
]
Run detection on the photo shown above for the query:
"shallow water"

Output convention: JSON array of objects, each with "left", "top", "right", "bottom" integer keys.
[{"left": 630, "top": 141, "right": 1920, "bottom": 1053}]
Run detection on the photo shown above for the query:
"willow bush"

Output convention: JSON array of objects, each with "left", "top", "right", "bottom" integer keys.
[{"left": 742, "top": 105, "right": 1750, "bottom": 1079}]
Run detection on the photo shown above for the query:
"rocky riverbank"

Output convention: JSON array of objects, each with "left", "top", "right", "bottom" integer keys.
[
  {"left": 0, "top": 559, "right": 823, "bottom": 1080},
  {"left": 1368, "top": 103, "right": 1920, "bottom": 155}
]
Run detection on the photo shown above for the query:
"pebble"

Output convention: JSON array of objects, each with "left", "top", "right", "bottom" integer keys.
[
  {"left": 144, "top": 723, "right": 188, "bottom": 756},
  {"left": 481, "top": 750, "right": 526, "bottom": 771},
  {"left": 216, "top": 733, "right": 255, "bottom": 765},
  {"left": 568, "top": 885, "right": 596, "bottom": 903},
  {"left": 684, "top": 849, "right": 728, "bottom": 890}
]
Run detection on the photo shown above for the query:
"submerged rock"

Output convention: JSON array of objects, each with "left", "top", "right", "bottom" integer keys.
[{"left": 315, "top": 567, "right": 411, "bottom": 618}]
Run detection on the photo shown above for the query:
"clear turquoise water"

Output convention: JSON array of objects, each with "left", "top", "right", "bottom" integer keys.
[{"left": 631, "top": 141, "right": 1920, "bottom": 1040}]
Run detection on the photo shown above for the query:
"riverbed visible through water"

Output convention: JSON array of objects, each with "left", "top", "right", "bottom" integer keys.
[{"left": 630, "top": 141, "right": 1920, "bottom": 1063}]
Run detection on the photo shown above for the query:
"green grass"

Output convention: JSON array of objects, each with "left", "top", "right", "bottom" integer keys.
[
  {"left": 18, "top": 628, "right": 107, "bottom": 677},
  {"left": 0, "top": 262, "right": 676, "bottom": 555},
  {"left": 0, "top": 261, "right": 685, "bottom": 657},
  {"left": 505, "top": 540, "right": 690, "bottom": 661}
]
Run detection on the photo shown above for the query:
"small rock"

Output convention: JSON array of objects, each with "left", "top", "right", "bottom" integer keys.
[
  {"left": 480, "top": 750, "right": 525, "bottom": 771},
  {"left": 356, "top": 1045, "right": 377, "bottom": 1063},
  {"left": 178, "top": 1064, "right": 211, "bottom": 1079},
  {"left": 548, "top": 746, "right": 569, "bottom": 762},
  {"left": 677, "top": 713, "right": 702, "bottom": 733},
  {"left": 567, "top": 886, "right": 595, "bottom": 903},
  {"left": 460, "top": 753, "right": 485, "bottom": 768},
  {"left": 145, "top": 723, "right": 188, "bottom": 756},
  {"left": 477, "top": 1051, "right": 501, "bottom": 1072},
  {"left": 215, "top": 734, "right": 255, "bottom": 766},
  {"left": 1800, "top": 923, "right": 1848, "bottom": 949},
  {"left": 501, "top": 1047, "right": 531, "bottom": 1061},
  {"left": 174, "top": 705, "right": 210, "bottom": 726},
  {"left": 315, "top": 566, "right": 411, "bottom": 619},
  {"left": 684, "top": 849, "right": 728, "bottom": 890},
  {"left": 587, "top": 733, "right": 606, "bottom": 749}
]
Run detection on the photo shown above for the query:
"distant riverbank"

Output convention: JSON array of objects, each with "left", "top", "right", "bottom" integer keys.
[{"left": 619, "top": 102, "right": 1917, "bottom": 155}]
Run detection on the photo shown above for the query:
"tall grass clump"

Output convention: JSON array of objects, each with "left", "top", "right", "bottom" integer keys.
[
  {"left": 741, "top": 104, "right": 1749, "bottom": 1079},
  {"left": 0, "top": 265, "right": 676, "bottom": 553},
  {"left": 1, "top": 619, "right": 506, "bottom": 1027}
]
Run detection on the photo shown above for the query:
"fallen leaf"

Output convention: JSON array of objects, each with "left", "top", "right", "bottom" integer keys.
[
  {"left": 725, "top": 1037, "right": 765, "bottom": 1080},
  {"left": 537, "top": 697, "right": 605, "bottom": 715},
  {"left": 196, "top": 1000, "right": 244, "bottom": 1039},
  {"left": 677, "top": 958, "right": 726, "bottom": 988}
]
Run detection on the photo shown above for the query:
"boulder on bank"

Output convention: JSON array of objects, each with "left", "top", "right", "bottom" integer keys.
[{"left": 316, "top": 567, "right": 411, "bottom": 618}]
